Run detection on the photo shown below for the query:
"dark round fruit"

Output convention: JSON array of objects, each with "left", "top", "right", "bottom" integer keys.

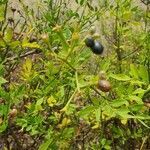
[
  {"left": 85, "top": 37, "right": 95, "bottom": 47},
  {"left": 97, "top": 80, "right": 111, "bottom": 92},
  {"left": 91, "top": 41, "right": 104, "bottom": 55}
]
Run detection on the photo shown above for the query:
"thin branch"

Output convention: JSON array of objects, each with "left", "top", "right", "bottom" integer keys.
[
  {"left": 3, "top": 49, "right": 40, "bottom": 64},
  {"left": 90, "top": 86, "right": 107, "bottom": 100},
  {"left": 140, "top": 136, "right": 148, "bottom": 150},
  {"left": 57, "top": 56, "right": 76, "bottom": 71},
  {"left": 122, "top": 46, "right": 142, "bottom": 60}
]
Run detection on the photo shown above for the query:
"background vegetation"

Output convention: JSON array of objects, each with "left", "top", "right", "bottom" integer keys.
[{"left": 0, "top": 0, "right": 150, "bottom": 149}]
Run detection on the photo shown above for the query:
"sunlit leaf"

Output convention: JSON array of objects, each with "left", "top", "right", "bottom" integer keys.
[
  {"left": 111, "top": 99, "right": 129, "bottom": 107},
  {"left": 129, "top": 104, "right": 143, "bottom": 112},
  {"left": 102, "top": 105, "right": 116, "bottom": 118},
  {"left": 22, "top": 41, "right": 40, "bottom": 49},
  {"left": 121, "top": 119, "right": 127, "bottom": 125},
  {"left": 0, "top": 38, "right": 6, "bottom": 47},
  {"left": 110, "top": 74, "right": 131, "bottom": 81},
  {"left": 122, "top": 11, "right": 132, "bottom": 20},
  {"left": 38, "top": 139, "right": 52, "bottom": 150},
  {"left": 35, "top": 98, "right": 44, "bottom": 112},
  {"left": 9, "top": 41, "right": 21, "bottom": 49},
  {"left": 116, "top": 107, "right": 130, "bottom": 118},
  {"left": 0, "top": 77, "right": 7, "bottom": 85},
  {"left": 47, "top": 96, "right": 57, "bottom": 107},
  {"left": 132, "top": 88, "right": 145, "bottom": 95},
  {"left": 130, "top": 64, "right": 138, "bottom": 79},
  {"left": 78, "top": 106, "right": 95, "bottom": 117},
  {"left": 138, "top": 65, "right": 149, "bottom": 83},
  {"left": 20, "top": 58, "right": 37, "bottom": 82},
  {"left": 4, "top": 28, "right": 13, "bottom": 42},
  {"left": 0, "top": 5, "right": 5, "bottom": 21},
  {"left": 0, "top": 121, "right": 8, "bottom": 133},
  {"left": 0, "top": 118, "right": 3, "bottom": 124},
  {"left": 128, "top": 95, "right": 142, "bottom": 104},
  {"left": 95, "top": 108, "right": 101, "bottom": 122}
]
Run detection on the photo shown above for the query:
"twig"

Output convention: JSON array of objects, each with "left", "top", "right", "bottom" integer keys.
[
  {"left": 122, "top": 46, "right": 142, "bottom": 60},
  {"left": 3, "top": 49, "right": 40, "bottom": 64},
  {"left": 114, "top": 1, "right": 122, "bottom": 72},
  {"left": 140, "top": 136, "right": 148, "bottom": 150},
  {"left": 140, "top": 0, "right": 150, "bottom": 5},
  {"left": 57, "top": 56, "right": 76, "bottom": 71},
  {"left": 90, "top": 86, "right": 107, "bottom": 100}
]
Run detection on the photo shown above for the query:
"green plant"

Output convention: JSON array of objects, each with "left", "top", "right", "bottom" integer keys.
[{"left": 0, "top": 0, "right": 150, "bottom": 149}]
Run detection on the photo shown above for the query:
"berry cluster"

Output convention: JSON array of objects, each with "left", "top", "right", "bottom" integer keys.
[{"left": 85, "top": 37, "right": 104, "bottom": 55}]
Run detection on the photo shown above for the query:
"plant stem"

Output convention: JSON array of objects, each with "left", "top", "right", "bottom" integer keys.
[
  {"left": 115, "top": 0, "right": 122, "bottom": 73},
  {"left": 140, "top": 136, "right": 148, "bottom": 150},
  {"left": 144, "top": 4, "right": 150, "bottom": 83}
]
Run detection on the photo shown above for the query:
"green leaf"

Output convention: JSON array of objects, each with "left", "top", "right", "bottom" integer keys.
[
  {"left": 130, "top": 64, "right": 138, "bottom": 79},
  {"left": 0, "top": 64, "right": 4, "bottom": 76},
  {"left": 129, "top": 104, "right": 143, "bottom": 112},
  {"left": 130, "top": 80, "right": 145, "bottom": 86},
  {"left": 61, "top": 127, "right": 74, "bottom": 139},
  {"left": 4, "top": 28, "right": 13, "bottom": 42},
  {"left": 0, "top": 5, "right": 5, "bottom": 22},
  {"left": 128, "top": 95, "right": 143, "bottom": 104},
  {"left": 110, "top": 74, "right": 131, "bottom": 81},
  {"left": 47, "top": 96, "right": 57, "bottom": 107},
  {"left": 101, "top": 60, "right": 111, "bottom": 72},
  {"left": 130, "top": 115, "right": 150, "bottom": 120},
  {"left": 116, "top": 107, "right": 130, "bottom": 118},
  {"left": 0, "top": 122, "right": 8, "bottom": 133},
  {"left": 137, "top": 119, "right": 150, "bottom": 128},
  {"left": 55, "top": 29, "right": 69, "bottom": 51},
  {"left": 9, "top": 41, "right": 21, "bottom": 49},
  {"left": 35, "top": 98, "right": 44, "bottom": 112},
  {"left": 104, "top": 145, "right": 111, "bottom": 150},
  {"left": 101, "top": 138, "right": 106, "bottom": 146},
  {"left": 21, "top": 58, "right": 37, "bottom": 82},
  {"left": 0, "top": 38, "right": 6, "bottom": 47},
  {"left": 78, "top": 106, "right": 95, "bottom": 117},
  {"left": 0, "top": 104, "right": 7, "bottom": 116},
  {"left": 111, "top": 99, "right": 129, "bottom": 107},
  {"left": 0, "top": 77, "right": 7, "bottom": 86},
  {"left": 22, "top": 41, "right": 40, "bottom": 49},
  {"left": 138, "top": 65, "right": 149, "bottom": 83},
  {"left": 38, "top": 139, "right": 52, "bottom": 150},
  {"left": 122, "top": 11, "right": 132, "bottom": 20},
  {"left": 95, "top": 108, "right": 101, "bottom": 122},
  {"left": 103, "top": 105, "right": 116, "bottom": 118},
  {"left": 22, "top": 37, "right": 40, "bottom": 49},
  {"left": 132, "top": 88, "right": 145, "bottom": 95}
]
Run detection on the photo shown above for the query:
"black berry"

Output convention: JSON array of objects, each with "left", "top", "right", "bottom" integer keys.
[
  {"left": 85, "top": 37, "right": 95, "bottom": 47},
  {"left": 91, "top": 41, "right": 104, "bottom": 55}
]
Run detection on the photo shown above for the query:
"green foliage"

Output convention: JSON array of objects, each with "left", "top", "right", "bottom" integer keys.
[{"left": 0, "top": 0, "right": 149, "bottom": 149}]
